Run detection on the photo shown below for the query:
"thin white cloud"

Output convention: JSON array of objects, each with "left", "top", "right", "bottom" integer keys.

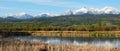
[
  {"left": 0, "top": 6, "right": 38, "bottom": 12},
  {"left": 0, "top": 6, "right": 25, "bottom": 10},
  {"left": 4, "top": 0, "right": 85, "bottom": 8},
  {"left": 0, "top": 6, "right": 13, "bottom": 9}
]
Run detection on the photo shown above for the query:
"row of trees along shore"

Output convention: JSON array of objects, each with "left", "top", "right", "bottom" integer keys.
[{"left": 0, "top": 22, "right": 120, "bottom": 31}]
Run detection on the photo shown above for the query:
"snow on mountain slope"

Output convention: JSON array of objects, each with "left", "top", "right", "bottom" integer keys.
[
  {"left": 4, "top": 7, "right": 120, "bottom": 19},
  {"left": 61, "top": 10, "right": 74, "bottom": 16},
  {"left": 15, "top": 12, "right": 33, "bottom": 19},
  {"left": 5, "top": 12, "right": 33, "bottom": 19},
  {"left": 74, "top": 7, "right": 120, "bottom": 15},
  {"left": 74, "top": 7, "right": 89, "bottom": 15},
  {"left": 101, "top": 7, "right": 120, "bottom": 14},
  {"left": 35, "top": 13, "right": 54, "bottom": 17}
]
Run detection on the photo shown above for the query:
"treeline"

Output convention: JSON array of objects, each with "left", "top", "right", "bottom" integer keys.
[
  {"left": 0, "top": 22, "right": 120, "bottom": 31},
  {"left": 0, "top": 14, "right": 120, "bottom": 31}
]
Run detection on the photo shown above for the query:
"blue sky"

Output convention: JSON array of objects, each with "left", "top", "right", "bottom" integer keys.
[{"left": 0, "top": 0, "right": 120, "bottom": 16}]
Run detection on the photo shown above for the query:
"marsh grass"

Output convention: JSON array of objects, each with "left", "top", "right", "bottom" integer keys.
[
  {"left": 0, "top": 39, "right": 120, "bottom": 51},
  {"left": 30, "top": 31, "right": 120, "bottom": 38},
  {"left": 0, "top": 39, "right": 48, "bottom": 51}
]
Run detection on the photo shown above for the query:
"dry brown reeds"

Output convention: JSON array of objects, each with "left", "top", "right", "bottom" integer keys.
[{"left": 0, "top": 39, "right": 120, "bottom": 51}]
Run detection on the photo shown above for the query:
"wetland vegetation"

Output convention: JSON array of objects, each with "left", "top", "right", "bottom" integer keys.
[{"left": 1, "top": 14, "right": 120, "bottom": 51}]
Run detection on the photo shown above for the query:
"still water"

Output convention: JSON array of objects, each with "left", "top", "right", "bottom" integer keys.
[{"left": 9, "top": 36, "right": 120, "bottom": 48}]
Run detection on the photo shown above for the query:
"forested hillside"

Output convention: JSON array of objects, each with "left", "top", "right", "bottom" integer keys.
[{"left": 0, "top": 14, "right": 120, "bottom": 31}]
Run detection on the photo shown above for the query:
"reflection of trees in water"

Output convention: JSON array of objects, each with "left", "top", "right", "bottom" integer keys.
[{"left": 0, "top": 32, "right": 31, "bottom": 37}]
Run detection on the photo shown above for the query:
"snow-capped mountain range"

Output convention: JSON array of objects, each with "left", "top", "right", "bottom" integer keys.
[
  {"left": 4, "top": 7, "right": 120, "bottom": 19},
  {"left": 6, "top": 12, "right": 33, "bottom": 19},
  {"left": 74, "top": 7, "right": 120, "bottom": 15}
]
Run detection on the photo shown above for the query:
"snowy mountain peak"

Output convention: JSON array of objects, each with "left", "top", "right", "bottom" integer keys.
[
  {"left": 6, "top": 12, "right": 33, "bottom": 19},
  {"left": 80, "top": 7, "right": 88, "bottom": 11},
  {"left": 75, "top": 7, "right": 89, "bottom": 15},
  {"left": 74, "top": 6, "right": 120, "bottom": 15},
  {"left": 62, "top": 10, "right": 73, "bottom": 16},
  {"left": 17, "top": 12, "right": 27, "bottom": 16},
  {"left": 101, "top": 7, "right": 120, "bottom": 14},
  {"left": 36, "top": 13, "right": 54, "bottom": 17},
  {"left": 102, "top": 7, "right": 116, "bottom": 10}
]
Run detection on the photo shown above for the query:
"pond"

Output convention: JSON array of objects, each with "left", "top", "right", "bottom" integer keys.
[{"left": 8, "top": 36, "right": 120, "bottom": 48}]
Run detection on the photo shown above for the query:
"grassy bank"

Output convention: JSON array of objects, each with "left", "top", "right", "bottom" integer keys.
[
  {"left": 30, "top": 31, "right": 120, "bottom": 38},
  {"left": 1, "top": 31, "right": 120, "bottom": 38}
]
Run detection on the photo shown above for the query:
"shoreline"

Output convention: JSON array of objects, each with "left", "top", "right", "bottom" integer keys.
[{"left": 1, "top": 31, "right": 120, "bottom": 38}]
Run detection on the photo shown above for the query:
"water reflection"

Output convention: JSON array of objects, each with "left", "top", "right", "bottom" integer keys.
[{"left": 10, "top": 36, "right": 120, "bottom": 48}]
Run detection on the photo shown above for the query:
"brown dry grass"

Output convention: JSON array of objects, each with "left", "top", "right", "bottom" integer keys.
[{"left": 0, "top": 39, "right": 120, "bottom": 51}]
